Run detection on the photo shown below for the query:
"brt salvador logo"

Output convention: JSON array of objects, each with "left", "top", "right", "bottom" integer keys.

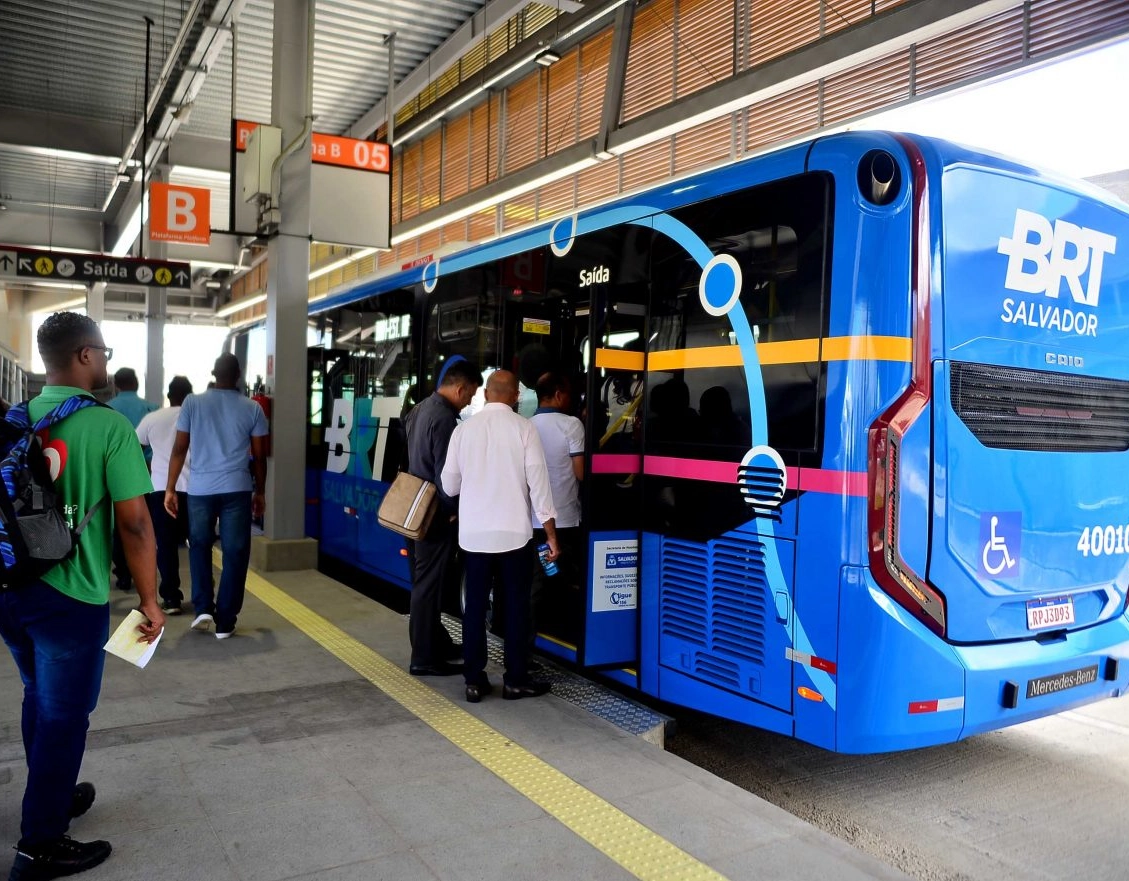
[{"left": 996, "top": 209, "right": 1116, "bottom": 338}]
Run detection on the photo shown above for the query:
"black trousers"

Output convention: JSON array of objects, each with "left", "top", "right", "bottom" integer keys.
[
  {"left": 463, "top": 544, "right": 533, "bottom": 686},
  {"left": 530, "top": 526, "right": 584, "bottom": 645},
  {"left": 146, "top": 491, "right": 188, "bottom": 605},
  {"left": 408, "top": 522, "right": 458, "bottom": 666}
]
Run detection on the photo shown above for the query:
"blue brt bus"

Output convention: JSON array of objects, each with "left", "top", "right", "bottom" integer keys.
[{"left": 304, "top": 131, "right": 1129, "bottom": 753}]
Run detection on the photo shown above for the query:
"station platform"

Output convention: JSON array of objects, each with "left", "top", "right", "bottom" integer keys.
[{"left": 1, "top": 561, "right": 909, "bottom": 881}]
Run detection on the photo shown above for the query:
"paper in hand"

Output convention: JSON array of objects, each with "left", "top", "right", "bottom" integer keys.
[{"left": 103, "top": 609, "right": 163, "bottom": 669}]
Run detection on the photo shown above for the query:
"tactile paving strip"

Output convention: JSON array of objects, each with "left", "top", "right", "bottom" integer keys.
[
  {"left": 233, "top": 557, "right": 725, "bottom": 881},
  {"left": 440, "top": 613, "right": 671, "bottom": 742}
]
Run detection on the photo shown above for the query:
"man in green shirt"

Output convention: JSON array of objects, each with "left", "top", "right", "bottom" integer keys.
[{"left": 0, "top": 312, "right": 164, "bottom": 881}]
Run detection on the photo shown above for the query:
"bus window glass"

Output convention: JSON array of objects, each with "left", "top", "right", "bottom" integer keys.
[{"left": 656, "top": 173, "right": 831, "bottom": 456}]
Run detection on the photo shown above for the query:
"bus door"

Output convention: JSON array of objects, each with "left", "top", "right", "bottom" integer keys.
[{"left": 544, "top": 224, "right": 653, "bottom": 668}]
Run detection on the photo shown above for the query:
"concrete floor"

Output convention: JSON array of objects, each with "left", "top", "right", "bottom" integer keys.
[{"left": 1, "top": 562, "right": 910, "bottom": 881}]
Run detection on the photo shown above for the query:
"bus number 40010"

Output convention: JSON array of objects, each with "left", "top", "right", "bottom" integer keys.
[{"left": 1076, "top": 524, "right": 1129, "bottom": 557}]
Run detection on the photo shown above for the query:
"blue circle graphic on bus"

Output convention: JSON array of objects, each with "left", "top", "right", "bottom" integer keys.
[
  {"left": 699, "top": 254, "right": 742, "bottom": 317},
  {"left": 550, "top": 215, "right": 578, "bottom": 256},
  {"left": 422, "top": 258, "right": 441, "bottom": 293}
]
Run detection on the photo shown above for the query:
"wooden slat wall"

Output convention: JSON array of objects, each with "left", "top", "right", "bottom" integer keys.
[
  {"left": 399, "top": 141, "right": 423, "bottom": 222},
  {"left": 441, "top": 219, "right": 470, "bottom": 247},
  {"left": 442, "top": 114, "right": 471, "bottom": 202},
  {"left": 537, "top": 175, "right": 577, "bottom": 221},
  {"left": 577, "top": 30, "right": 612, "bottom": 140},
  {"left": 622, "top": 0, "right": 676, "bottom": 122},
  {"left": 822, "top": 49, "right": 912, "bottom": 126},
  {"left": 420, "top": 131, "right": 443, "bottom": 213},
  {"left": 576, "top": 157, "right": 621, "bottom": 206},
  {"left": 545, "top": 46, "right": 581, "bottom": 158},
  {"left": 468, "top": 207, "right": 496, "bottom": 242},
  {"left": 468, "top": 102, "right": 493, "bottom": 192},
  {"left": 745, "top": 82, "right": 819, "bottom": 152},
  {"left": 675, "top": 0, "right": 734, "bottom": 99},
  {"left": 621, "top": 138, "right": 672, "bottom": 192},
  {"left": 674, "top": 115, "right": 733, "bottom": 174},
  {"left": 915, "top": 8, "right": 1024, "bottom": 97},
  {"left": 503, "top": 191, "right": 538, "bottom": 232},
  {"left": 502, "top": 73, "right": 542, "bottom": 175},
  {"left": 1029, "top": 0, "right": 1129, "bottom": 57},
  {"left": 824, "top": 0, "right": 880, "bottom": 37},
  {"left": 747, "top": 0, "right": 820, "bottom": 67}
]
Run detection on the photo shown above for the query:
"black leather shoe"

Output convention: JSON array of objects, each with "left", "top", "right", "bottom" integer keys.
[
  {"left": 465, "top": 680, "right": 493, "bottom": 703},
  {"left": 502, "top": 679, "right": 552, "bottom": 700},
  {"left": 9, "top": 836, "right": 112, "bottom": 880},
  {"left": 409, "top": 661, "right": 462, "bottom": 676},
  {"left": 69, "top": 782, "right": 95, "bottom": 819}
]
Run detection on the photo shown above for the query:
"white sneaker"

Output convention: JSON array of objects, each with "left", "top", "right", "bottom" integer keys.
[
  {"left": 190, "top": 614, "right": 213, "bottom": 632},
  {"left": 215, "top": 629, "right": 234, "bottom": 640}
]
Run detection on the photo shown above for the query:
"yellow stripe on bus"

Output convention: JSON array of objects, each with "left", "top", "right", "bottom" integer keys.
[
  {"left": 224, "top": 553, "right": 729, "bottom": 881},
  {"left": 595, "top": 336, "right": 910, "bottom": 372}
]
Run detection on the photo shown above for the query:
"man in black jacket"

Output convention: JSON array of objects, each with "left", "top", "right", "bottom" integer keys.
[{"left": 402, "top": 359, "right": 482, "bottom": 675}]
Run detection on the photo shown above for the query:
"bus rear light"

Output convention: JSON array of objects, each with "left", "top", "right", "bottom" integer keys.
[
  {"left": 867, "top": 135, "right": 947, "bottom": 639},
  {"left": 869, "top": 423, "right": 947, "bottom": 637}
]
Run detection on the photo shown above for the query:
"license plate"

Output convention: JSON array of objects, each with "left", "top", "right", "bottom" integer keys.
[{"left": 1026, "top": 596, "right": 1075, "bottom": 630}]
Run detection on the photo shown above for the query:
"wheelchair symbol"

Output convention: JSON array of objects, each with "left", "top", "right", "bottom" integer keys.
[{"left": 981, "top": 516, "right": 1017, "bottom": 575}]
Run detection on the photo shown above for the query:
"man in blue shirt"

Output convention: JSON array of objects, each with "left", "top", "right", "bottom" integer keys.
[
  {"left": 107, "top": 366, "right": 157, "bottom": 592},
  {"left": 164, "top": 353, "right": 269, "bottom": 640},
  {"left": 107, "top": 367, "right": 156, "bottom": 427}
]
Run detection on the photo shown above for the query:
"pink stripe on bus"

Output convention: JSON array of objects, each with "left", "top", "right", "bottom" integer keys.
[
  {"left": 590, "top": 454, "right": 868, "bottom": 497},
  {"left": 590, "top": 454, "right": 641, "bottom": 474},
  {"left": 644, "top": 456, "right": 737, "bottom": 482},
  {"left": 796, "top": 468, "right": 868, "bottom": 497}
]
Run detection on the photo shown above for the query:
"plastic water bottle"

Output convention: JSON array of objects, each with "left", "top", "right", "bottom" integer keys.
[{"left": 537, "top": 542, "right": 559, "bottom": 576}]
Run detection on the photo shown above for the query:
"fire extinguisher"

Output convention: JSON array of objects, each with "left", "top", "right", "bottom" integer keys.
[{"left": 251, "top": 380, "right": 272, "bottom": 457}]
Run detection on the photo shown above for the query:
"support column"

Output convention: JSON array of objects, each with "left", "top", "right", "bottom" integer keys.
[
  {"left": 255, "top": 0, "right": 317, "bottom": 571},
  {"left": 87, "top": 282, "right": 105, "bottom": 324},
  {"left": 144, "top": 167, "right": 168, "bottom": 406}
]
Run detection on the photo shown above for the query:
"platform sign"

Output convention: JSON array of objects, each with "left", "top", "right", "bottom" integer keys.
[
  {"left": 150, "top": 182, "right": 211, "bottom": 245},
  {"left": 0, "top": 246, "right": 191, "bottom": 288},
  {"left": 231, "top": 119, "right": 390, "bottom": 249}
]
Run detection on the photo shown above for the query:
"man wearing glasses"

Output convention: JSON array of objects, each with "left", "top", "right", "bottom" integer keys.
[{"left": 0, "top": 312, "right": 163, "bottom": 879}]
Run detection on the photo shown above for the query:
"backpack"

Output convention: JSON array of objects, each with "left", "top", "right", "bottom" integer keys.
[{"left": 0, "top": 395, "right": 108, "bottom": 590}]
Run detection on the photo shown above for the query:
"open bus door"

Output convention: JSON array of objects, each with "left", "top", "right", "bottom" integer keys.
[{"left": 497, "top": 227, "right": 652, "bottom": 669}]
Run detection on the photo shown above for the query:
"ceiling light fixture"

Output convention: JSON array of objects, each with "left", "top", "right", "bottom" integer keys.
[{"left": 535, "top": 49, "right": 561, "bottom": 67}]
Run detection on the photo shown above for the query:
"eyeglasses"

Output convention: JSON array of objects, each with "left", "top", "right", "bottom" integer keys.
[{"left": 77, "top": 345, "right": 113, "bottom": 362}]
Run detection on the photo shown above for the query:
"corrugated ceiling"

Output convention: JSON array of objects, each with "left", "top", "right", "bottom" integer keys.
[{"left": 0, "top": 0, "right": 492, "bottom": 212}]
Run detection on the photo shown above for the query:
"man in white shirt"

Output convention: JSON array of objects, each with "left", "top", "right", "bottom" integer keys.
[
  {"left": 135, "top": 376, "right": 192, "bottom": 614},
  {"left": 441, "top": 370, "right": 559, "bottom": 703},
  {"left": 530, "top": 372, "right": 584, "bottom": 642}
]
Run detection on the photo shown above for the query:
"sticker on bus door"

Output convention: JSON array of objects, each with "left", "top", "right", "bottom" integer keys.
[{"left": 592, "top": 539, "right": 638, "bottom": 611}]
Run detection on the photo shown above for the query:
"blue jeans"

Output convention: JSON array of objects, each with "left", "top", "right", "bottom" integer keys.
[
  {"left": 187, "top": 492, "right": 252, "bottom": 633},
  {"left": 0, "top": 581, "right": 108, "bottom": 846},
  {"left": 462, "top": 545, "right": 533, "bottom": 687}
]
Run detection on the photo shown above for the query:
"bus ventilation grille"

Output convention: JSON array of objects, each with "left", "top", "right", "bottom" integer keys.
[
  {"left": 951, "top": 361, "right": 1129, "bottom": 452},
  {"left": 660, "top": 536, "right": 768, "bottom": 694}
]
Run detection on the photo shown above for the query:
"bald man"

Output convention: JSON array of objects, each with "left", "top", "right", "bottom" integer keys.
[{"left": 441, "top": 370, "right": 559, "bottom": 703}]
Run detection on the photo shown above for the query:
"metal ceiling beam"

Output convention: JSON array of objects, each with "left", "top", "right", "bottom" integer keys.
[
  {"left": 0, "top": 108, "right": 229, "bottom": 176},
  {"left": 102, "top": 0, "right": 247, "bottom": 223},
  {"left": 345, "top": 0, "right": 532, "bottom": 140}
]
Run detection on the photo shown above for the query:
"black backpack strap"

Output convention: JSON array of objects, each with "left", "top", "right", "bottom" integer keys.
[{"left": 73, "top": 493, "right": 110, "bottom": 537}]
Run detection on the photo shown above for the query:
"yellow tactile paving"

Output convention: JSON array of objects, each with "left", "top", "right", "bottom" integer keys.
[{"left": 230, "top": 555, "right": 730, "bottom": 881}]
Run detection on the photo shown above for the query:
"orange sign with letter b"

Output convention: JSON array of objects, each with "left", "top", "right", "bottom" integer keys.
[{"left": 150, "top": 182, "right": 211, "bottom": 245}]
